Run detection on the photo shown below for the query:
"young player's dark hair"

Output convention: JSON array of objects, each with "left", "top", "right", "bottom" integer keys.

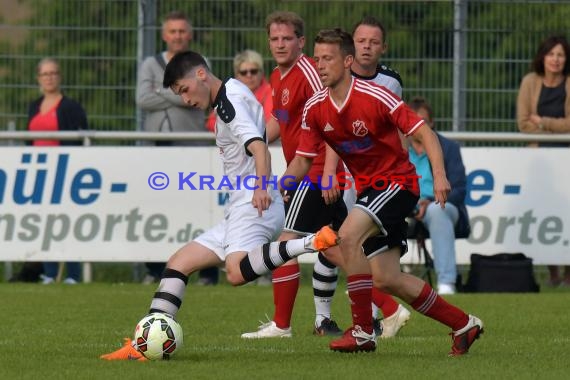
[
  {"left": 352, "top": 16, "right": 387, "bottom": 42},
  {"left": 163, "top": 51, "right": 208, "bottom": 89},
  {"left": 531, "top": 35, "right": 570, "bottom": 75},
  {"left": 314, "top": 28, "right": 355, "bottom": 58},
  {"left": 265, "top": 11, "right": 305, "bottom": 38}
]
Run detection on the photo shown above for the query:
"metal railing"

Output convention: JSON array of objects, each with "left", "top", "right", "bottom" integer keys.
[
  {"left": 2, "top": 0, "right": 570, "bottom": 135},
  {"left": 2, "top": 130, "right": 570, "bottom": 144}
]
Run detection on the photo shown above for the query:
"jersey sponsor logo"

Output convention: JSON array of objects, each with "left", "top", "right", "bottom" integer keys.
[
  {"left": 275, "top": 109, "right": 290, "bottom": 124},
  {"left": 352, "top": 120, "right": 368, "bottom": 137},
  {"left": 324, "top": 123, "right": 334, "bottom": 132},
  {"left": 281, "top": 88, "right": 290, "bottom": 106},
  {"left": 336, "top": 136, "right": 373, "bottom": 154}
]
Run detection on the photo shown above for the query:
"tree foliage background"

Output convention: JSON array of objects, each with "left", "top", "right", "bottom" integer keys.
[{"left": 1, "top": 0, "right": 569, "bottom": 140}]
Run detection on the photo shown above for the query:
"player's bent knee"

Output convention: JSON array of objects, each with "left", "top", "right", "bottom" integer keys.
[
  {"left": 165, "top": 257, "right": 193, "bottom": 277},
  {"left": 373, "top": 278, "right": 392, "bottom": 293},
  {"left": 224, "top": 261, "right": 247, "bottom": 286},
  {"left": 322, "top": 246, "right": 344, "bottom": 268},
  {"left": 225, "top": 252, "right": 253, "bottom": 285},
  {"left": 225, "top": 269, "right": 246, "bottom": 286},
  {"left": 373, "top": 274, "right": 399, "bottom": 294},
  {"left": 338, "top": 240, "right": 363, "bottom": 261}
]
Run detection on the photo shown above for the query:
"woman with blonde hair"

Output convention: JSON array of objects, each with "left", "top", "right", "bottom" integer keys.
[{"left": 207, "top": 49, "right": 272, "bottom": 131}]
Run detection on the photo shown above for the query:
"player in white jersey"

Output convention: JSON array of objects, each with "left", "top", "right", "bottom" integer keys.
[{"left": 100, "top": 51, "right": 341, "bottom": 361}]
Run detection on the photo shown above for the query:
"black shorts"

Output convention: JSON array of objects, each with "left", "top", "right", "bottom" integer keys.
[
  {"left": 354, "top": 183, "right": 418, "bottom": 258},
  {"left": 284, "top": 181, "right": 347, "bottom": 235}
]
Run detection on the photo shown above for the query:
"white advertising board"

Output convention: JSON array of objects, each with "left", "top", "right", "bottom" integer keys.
[{"left": 1, "top": 147, "right": 569, "bottom": 265}]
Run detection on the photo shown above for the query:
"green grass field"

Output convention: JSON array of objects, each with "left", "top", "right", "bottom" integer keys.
[{"left": 1, "top": 281, "right": 569, "bottom": 380}]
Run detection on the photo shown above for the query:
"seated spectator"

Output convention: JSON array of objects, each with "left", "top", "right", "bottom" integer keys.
[
  {"left": 407, "top": 96, "right": 470, "bottom": 295},
  {"left": 206, "top": 49, "right": 272, "bottom": 132}
]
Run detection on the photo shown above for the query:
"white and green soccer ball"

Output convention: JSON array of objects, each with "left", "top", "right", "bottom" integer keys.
[{"left": 134, "top": 313, "right": 183, "bottom": 360}]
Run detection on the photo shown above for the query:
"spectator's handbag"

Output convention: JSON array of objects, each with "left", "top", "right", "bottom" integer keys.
[{"left": 463, "top": 253, "right": 540, "bottom": 293}]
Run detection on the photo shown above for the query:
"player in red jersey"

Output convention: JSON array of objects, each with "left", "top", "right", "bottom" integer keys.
[
  {"left": 242, "top": 11, "right": 346, "bottom": 339},
  {"left": 282, "top": 28, "right": 483, "bottom": 355},
  {"left": 351, "top": 16, "right": 411, "bottom": 339}
]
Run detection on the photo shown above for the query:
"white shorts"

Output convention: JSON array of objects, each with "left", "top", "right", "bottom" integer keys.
[{"left": 194, "top": 199, "right": 284, "bottom": 261}]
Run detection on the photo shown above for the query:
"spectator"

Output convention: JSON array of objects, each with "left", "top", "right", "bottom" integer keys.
[
  {"left": 136, "top": 11, "right": 214, "bottom": 285},
  {"left": 517, "top": 34, "right": 570, "bottom": 286},
  {"left": 27, "top": 57, "right": 86, "bottom": 284},
  {"left": 207, "top": 49, "right": 272, "bottom": 132},
  {"left": 136, "top": 10, "right": 206, "bottom": 145},
  {"left": 407, "top": 96, "right": 470, "bottom": 295}
]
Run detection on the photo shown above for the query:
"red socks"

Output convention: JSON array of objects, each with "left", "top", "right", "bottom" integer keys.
[
  {"left": 347, "top": 274, "right": 373, "bottom": 333},
  {"left": 272, "top": 264, "right": 300, "bottom": 329},
  {"left": 410, "top": 283, "right": 469, "bottom": 331},
  {"left": 371, "top": 288, "right": 399, "bottom": 318}
]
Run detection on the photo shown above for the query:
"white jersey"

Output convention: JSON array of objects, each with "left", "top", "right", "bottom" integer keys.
[
  {"left": 212, "top": 78, "right": 280, "bottom": 209},
  {"left": 351, "top": 64, "right": 403, "bottom": 97}
]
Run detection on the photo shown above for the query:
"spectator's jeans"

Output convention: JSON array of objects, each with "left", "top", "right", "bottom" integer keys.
[
  {"left": 43, "top": 262, "right": 82, "bottom": 281},
  {"left": 422, "top": 202, "right": 459, "bottom": 285}
]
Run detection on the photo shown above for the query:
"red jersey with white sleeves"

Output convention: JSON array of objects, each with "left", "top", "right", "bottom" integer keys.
[
  {"left": 271, "top": 55, "right": 341, "bottom": 182},
  {"left": 297, "top": 78, "right": 423, "bottom": 195}
]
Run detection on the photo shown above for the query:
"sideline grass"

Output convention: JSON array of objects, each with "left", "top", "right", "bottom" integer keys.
[{"left": 1, "top": 283, "right": 569, "bottom": 380}]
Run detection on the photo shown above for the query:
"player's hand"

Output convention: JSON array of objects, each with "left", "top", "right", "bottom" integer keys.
[
  {"left": 282, "top": 190, "right": 291, "bottom": 203},
  {"left": 414, "top": 199, "right": 431, "bottom": 220},
  {"left": 252, "top": 188, "right": 272, "bottom": 217},
  {"left": 433, "top": 173, "right": 450, "bottom": 208},
  {"left": 321, "top": 174, "right": 340, "bottom": 205}
]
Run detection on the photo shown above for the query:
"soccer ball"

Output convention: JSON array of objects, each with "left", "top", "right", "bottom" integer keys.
[{"left": 134, "top": 313, "right": 183, "bottom": 360}]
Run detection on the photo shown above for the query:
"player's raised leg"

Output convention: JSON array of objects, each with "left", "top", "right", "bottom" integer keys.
[
  {"left": 241, "top": 182, "right": 346, "bottom": 338},
  {"left": 372, "top": 249, "right": 483, "bottom": 356}
]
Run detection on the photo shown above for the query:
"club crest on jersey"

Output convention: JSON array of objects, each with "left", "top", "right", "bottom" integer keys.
[
  {"left": 352, "top": 120, "right": 368, "bottom": 137},
  {"left": 281, "top": 88, "right": 290, "bottom": 106}
]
